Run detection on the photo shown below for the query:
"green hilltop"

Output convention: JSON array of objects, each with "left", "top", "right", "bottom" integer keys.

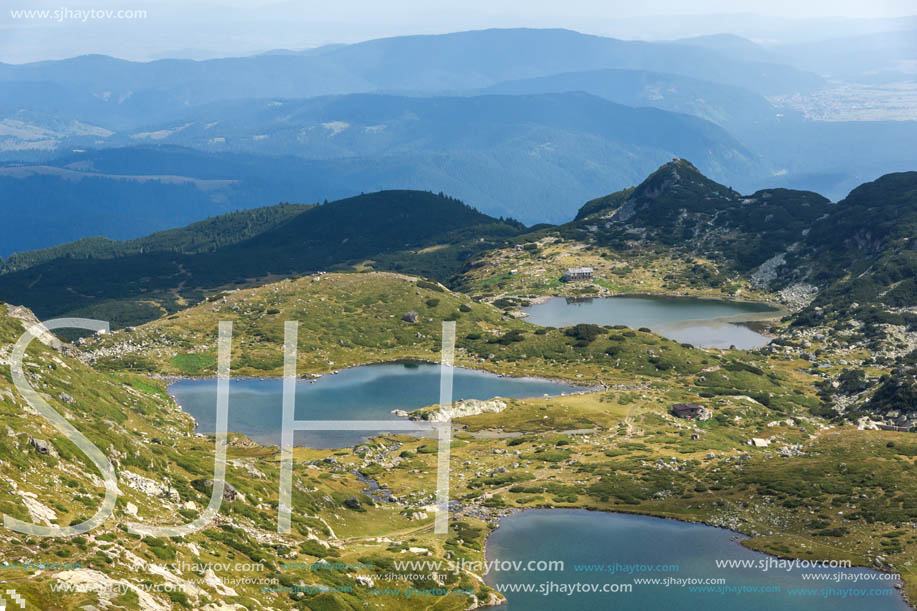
[{"left": 0, "top": 190, "right": 525, "bottom": 329}]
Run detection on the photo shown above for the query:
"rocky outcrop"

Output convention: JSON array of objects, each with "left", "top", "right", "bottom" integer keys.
[
  {"left": 221, "top": 481, "right": 240, "bottom": 502},
  {"left": 750, "top": 252, "right": 786, "bottom": 288},
  {"left": 409, "top": 398, "right": 507, "bottom": 422},
  {"left": 56, "top": 569, "right": 170, "bottom": 611},
  {"left": 17, "top": 490, "right": 56, "bottom": 525},
  {"left": 402, "top": 311, "right": 419, "bottom": 323},
  {"left": 355, "top": 574, "right": 375, "bottom": 587},
  {"left": 779, "top": 445, "right": 804, "bottom": 457},
  {"left": 468, "top": 590, "right": 505, "bottom": 609},
  {"left": 29, "top": 436, "right": 58, "bottom": 457},
  {"left": 6, "top": 304, "right": 63, "bottom": 350},
  {"left": 197, "top": 478, "right": 244, "bottom": 502},
  {"left": 121, "top": 470, "right": 180, "bottom": 502},
  {"left": 204, "top": 568, "right": 238, "bottom": 597},
  {"left": 229, "top": 458, "right": 265, "bottom": 479},
  {"left": 778, "top": 283, "right": 818, "bottom": 309}
]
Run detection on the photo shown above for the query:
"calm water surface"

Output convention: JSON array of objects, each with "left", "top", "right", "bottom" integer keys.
[
  {"left": 521, "top": 296, "right": 780, "bottom": 349},
  {"left": 485, "top": 510, "right": 908, "bottom": 610},
  {"left": 169, "top": 362, "right": 580, "bottom": 448}
]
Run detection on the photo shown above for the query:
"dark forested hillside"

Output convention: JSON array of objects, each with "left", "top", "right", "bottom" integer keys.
[
  {"left": 790, "top": 171, "right": 917, "bottom": 329},
  {"left": 0, "top": 203, "right": 311, "bottom": 274},
  {"left": 0, "top": 190, "right": 525, "bottom": 327}
]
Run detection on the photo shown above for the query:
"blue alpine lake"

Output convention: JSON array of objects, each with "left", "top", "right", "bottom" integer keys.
[
  {"left": 485, "top": 509, "right": 909, "bottom": 610},
  {"left": 521, "top": 295, "right": 781, "bottom": 349},
  {"left": 168, "top": 361, "right": 581, "bottom": 448}
]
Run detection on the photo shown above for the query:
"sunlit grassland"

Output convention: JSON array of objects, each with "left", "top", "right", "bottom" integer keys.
[
  {"left": 5, "top": 265, "right": 916, "bottom": 608},
  {"left": 456, "top": 239, "right": 775, "bottom": 302},
  {"left": 381, "top": 393, "right": 917, "bottom": 600}
]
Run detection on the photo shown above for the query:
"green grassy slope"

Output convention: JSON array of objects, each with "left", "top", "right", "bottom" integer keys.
[{"left": 0, "top": 303, "right": 494, "bottom": 610}]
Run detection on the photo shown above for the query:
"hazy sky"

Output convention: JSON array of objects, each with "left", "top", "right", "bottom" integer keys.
[{"left": 1, "top": 0, "right": 915, "bottom": 63}]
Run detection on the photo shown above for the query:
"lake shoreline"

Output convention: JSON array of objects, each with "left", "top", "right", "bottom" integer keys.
[
  {"left": 515, "top": 290, "right": 785, "bottom": 309},
  {"left": 152, "top": 357, "right": 602, "bottom": 391},
  {"left": 482, "top": 507, "right": 912, "bottom": 609},
  {"left": 523, "top": 294, "right": 784, "bottom": 319},
  {"left": 164, "top": 360, "right": 596, "bottom": 449},
  {"left": 520, "top": 294, "right": 784, "bottom": 349}
]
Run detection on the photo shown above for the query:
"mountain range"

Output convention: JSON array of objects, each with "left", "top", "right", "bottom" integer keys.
[
  {"left": 2, "top": 28, "right": 915, "bottom": 254},
  {"left": 0, "top": 28, "right": 821, "bottom": 106},
  {"left": 0, "top": 90, "right": 761, "bottom": 252}
]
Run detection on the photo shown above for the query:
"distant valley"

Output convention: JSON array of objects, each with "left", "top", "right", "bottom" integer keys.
[{"left": 2, "top": 27, "right": 917, "bottom": 256}]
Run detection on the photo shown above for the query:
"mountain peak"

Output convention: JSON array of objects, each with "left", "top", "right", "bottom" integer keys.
[
  {"left": 633, "top": 158, "right": 718, "bottom": 197},
  {"left": 610, "top": 159, "right": 738, "bottom": 224},
  {"left": 572, "top": 159, "right": 737, "bottom": 223},
  {"left": 667, "top": 157, "right": 699, "bottom": 170}
]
